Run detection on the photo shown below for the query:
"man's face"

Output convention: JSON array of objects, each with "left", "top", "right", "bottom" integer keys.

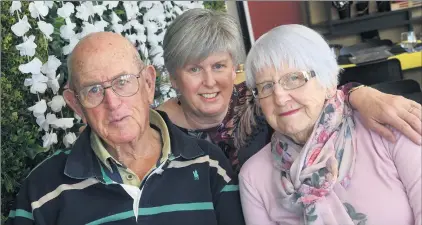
[{"left": 72, "top": 49, "right": 156, "bottom": 146}]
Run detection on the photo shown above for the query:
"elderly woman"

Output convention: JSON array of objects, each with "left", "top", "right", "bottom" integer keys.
[
  {"left": 239, "top": 24, "right": 421, "bottom": 225},
  {"left": 157, "top": 8, "right": 422, "bottom": 171}
]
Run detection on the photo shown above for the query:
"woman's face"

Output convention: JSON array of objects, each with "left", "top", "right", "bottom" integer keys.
[
  {"left": 171, "top": 52, "right": 236, "bottom": 119},
  {"left": 257, "top": 66, "right": 328, "bottom": 143}
]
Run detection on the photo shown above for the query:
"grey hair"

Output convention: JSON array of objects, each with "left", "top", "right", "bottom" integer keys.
[
  {"left": 163, "top": 8, "right": 244, "bottom": 76},
  {"left": 245, "top": 24, "right": 340, "bottom": 89}
]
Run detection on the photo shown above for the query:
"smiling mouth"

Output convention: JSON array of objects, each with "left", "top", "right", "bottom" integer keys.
[
  {"left": 199, "top": 92, "right": 219, "bottom": 99},
  {"left": 279, "top": 108, "right": 301, "bottom": 117}
]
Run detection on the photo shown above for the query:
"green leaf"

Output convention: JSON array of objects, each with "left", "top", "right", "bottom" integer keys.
[
  {"left": 306, "top": 214, "right": 318, "bottom": 222},
  {"left": 343, "top": 203, "right": 356, "bottom": 216},
  {"left": 115, "top": 9, "right": 125, "bottom": 15},
  {"left": 318, "top": 167, "right": 328, "bottom": 176},
  {"left": 311, "top": 173, "right": 320, "bottom": 188},
  {"left": 308, "top": 206, "right": 316, "bottom": 215},
  {"left": 27, "top": 144, "right": 48, "bottom": 159},
  {"left": 352, "top": 213, "right": 367, "bottom": 220}
]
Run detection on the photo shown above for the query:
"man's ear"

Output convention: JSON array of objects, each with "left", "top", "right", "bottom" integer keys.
[
  {"left": 63, "top": 89, "right": 85, "bottom": 121},
  {"left": 143, "top": 65, "right": 157, "bottom": 104}
]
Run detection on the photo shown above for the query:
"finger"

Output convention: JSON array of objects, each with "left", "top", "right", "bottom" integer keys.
[
  {"left": 404, "top": 110, "right": 422, "bottom": 135},
  {"left": 389, "top": 115, "right": 422, "bottom": 145},
  {"left": 368, "top": 120, "right": 396, "bottom": 143},
  {"left": 410, "top": 104, "right": 422, "bottom": 121}
]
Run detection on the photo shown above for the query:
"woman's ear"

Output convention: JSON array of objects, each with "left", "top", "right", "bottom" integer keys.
[
  {"left": 63, "top": 89, "right": 85, "bottom": 121},
  {"left": 169, "top": 74, "right": 178, "bottom": 90}
]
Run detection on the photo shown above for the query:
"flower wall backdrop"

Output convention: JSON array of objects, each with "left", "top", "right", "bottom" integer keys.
[{"left": 1, "top": 1, "right": 226, "bottom": 221}]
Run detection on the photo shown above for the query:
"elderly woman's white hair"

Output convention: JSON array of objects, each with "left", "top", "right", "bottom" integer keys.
[{"left": 245, "top": 24, "right": 341, "bottom": 89}]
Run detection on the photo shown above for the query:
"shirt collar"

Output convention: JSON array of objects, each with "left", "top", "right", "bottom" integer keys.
[{"left": 64, "top": 109, "right": 204, "bottom": 180}]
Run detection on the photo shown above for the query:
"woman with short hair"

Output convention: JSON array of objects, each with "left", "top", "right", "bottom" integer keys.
[
  {"left": 239, "top": 24, "right": 421, "bottom": 225},
  {"left": 157, "top": 8, "right": 422, "bottom": 171}
]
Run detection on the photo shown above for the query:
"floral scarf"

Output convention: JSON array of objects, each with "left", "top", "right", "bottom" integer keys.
[{"left": 272, "top": 90, "right": 367, "bottom": 224}]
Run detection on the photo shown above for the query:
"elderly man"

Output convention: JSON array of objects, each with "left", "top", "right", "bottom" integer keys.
[{"left": 6, "top": 32, "right": 245, "bottom": 225}]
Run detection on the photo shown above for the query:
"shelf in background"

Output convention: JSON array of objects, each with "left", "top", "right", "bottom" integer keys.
[{"left": 306, "top": 2, "right": 421, "bottom": 39}]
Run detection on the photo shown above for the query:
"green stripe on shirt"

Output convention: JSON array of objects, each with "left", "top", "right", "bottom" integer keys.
[
  {"left": 220, "top": 185, "right": 239, "bottom": 192},
  {"left": 8, "top": 209, "right": 34, "bottom": 220},
  {"left": 86, "top": 202, "right": 214, "bottom": 225}
]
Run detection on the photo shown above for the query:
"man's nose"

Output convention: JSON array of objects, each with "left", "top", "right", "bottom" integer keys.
[{"left": 103, "top": 87, "right": 122, "bottom": 110}]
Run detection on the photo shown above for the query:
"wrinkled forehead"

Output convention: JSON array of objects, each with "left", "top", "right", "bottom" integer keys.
[{"left": 71, "top": 52, "right": 140, "bottom": 89}]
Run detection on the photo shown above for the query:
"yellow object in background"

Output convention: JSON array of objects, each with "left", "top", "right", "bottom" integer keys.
[{"left": 340, "top": 51, "right": 422, "bottom": 70}]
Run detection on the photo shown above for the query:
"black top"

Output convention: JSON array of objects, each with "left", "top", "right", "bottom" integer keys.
[{"left": 6, "top": 111, "right": 245, "bottom": 225}]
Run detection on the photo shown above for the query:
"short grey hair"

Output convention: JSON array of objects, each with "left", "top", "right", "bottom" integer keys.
[
  {"left": 163, "top": 8, "right": 244, "bottom": 76},
  {"left": 245, "top": 24, "right": 340, "bottom": 89}
]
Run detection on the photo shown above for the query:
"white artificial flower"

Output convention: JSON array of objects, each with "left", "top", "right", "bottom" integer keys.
[
  {"left": 29, "top": 1, "right": 49, "bottom": 19},
  {"left": 19, "top": 57, "right": 43, "bottom": 74},
  {"left": 139, "top": 1, "right": 154, "bottom": 9},
  {"left": 37, "top": 21, "right": 54, "bottom": 41},
  {"left": 47, "top": 75, "right": 61, "bottom": 94},
  {"left": 57, "top": 2, "right": 75, "bottom": 18},
  {"left": 60, "top": 18, "right": 76, "bottom": 40},
  {"left": 159, "top": 84, "right": 171, "bottom": 94},
  {"left": 94, "top": 19, "right": 109, "bottom": 32},
  {"left": 24, "top": 73, "right": 48, "bottom": 94},
  {"left": 36, "top": 114, "right": 49, "bottom": 131},
  {"left": 93, "top": 3, "right": 107, "bottom": 17},
  {"left": 78, "top": 22, "right": 97, "bottom": 38},
  {"left": 9, "top": 1, "right": 21, "bottom": 15},
  {"left": 104, "top": 1, "right": 119, "bottom": 9},
  {"left": 45, "top": 113, "right": 58, "bottom": 124},
  {"left": 168, "top": 88, "right": 177, "bottom": 98},
  {"left": 63, "top": 37, "right": 79, "bottom": 55},
  {"left": 137, "top": 43, "right": 149, "bottom": 59},
  {"left": 41, "top": 55, "right": 61, "bottom": 78},
  {"left": 42, "top": 131, "right": 58, "bottom": 149},
  {"left": 44, "top": 1, "right": 54, "bottom": 8},
  {"left": 63, "top": 132, "right": 77, "bottom": 148},
  {"left": 124, "top": 20, "right": 145, "bottom": 34},
  {"left": 15, "top": 35, "right": 37, "bottom": 57},
  {"left": 111, "top": 11, "right": 122, "bottom": 24},
  {"left": 11, "top": 15, "right": 31, "bottom": 37},
  {"left": 123, "top": 1, "right": 139, "bottom": 21},
  {"left": 75, "top": 1, "right": 96, "bottom": 21},
  {"left": 74, "top": 112, "right": 82, "bottom": 123},
  {"left": 48, "top": 95, "right": 66, "bottom": 112},
  {"left": 50, "top": 118, "right": 74, "bottom": 130},
  {"left": 28, "top": 99, "right": 47, "bottom": 117}
]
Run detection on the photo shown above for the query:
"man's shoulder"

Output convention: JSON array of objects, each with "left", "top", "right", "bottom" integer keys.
[{"left": 25, "top": 149, "right": 71, "bottom": 184}]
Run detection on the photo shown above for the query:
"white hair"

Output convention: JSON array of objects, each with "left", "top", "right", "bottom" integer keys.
[{"left": 245, "top": 24, "right": 340, "bottom": 89}]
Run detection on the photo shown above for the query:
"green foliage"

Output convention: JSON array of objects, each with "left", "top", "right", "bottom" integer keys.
[
  {"left": 1, "top": 1, "right": 53, "bottom": 222},
  {"left": 204, "top": 1, "right": 227, "bottom": 12},
  {"left": 0, "top": 1, "right": 227, "bottom": 223}
]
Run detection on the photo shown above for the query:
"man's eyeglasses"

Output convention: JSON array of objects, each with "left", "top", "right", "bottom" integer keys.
[
  {"left": 76, "top": 74, "right": 141, "bottom": 108},
  {"left": 253, "top": 70, "right": 316, "bottom": 99}
]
